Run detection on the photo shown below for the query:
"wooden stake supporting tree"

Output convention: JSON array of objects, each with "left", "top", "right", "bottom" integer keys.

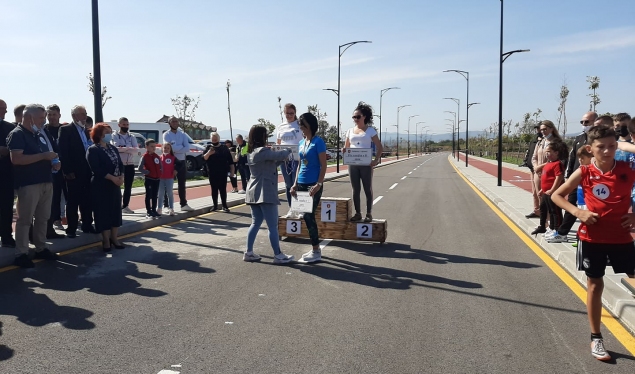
[{"left": 278, "top": 197, "right": 387, "bottom": 243}]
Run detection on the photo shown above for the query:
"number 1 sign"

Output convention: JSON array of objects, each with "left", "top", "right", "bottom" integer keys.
[{"left": 320, "top": 201, "right": 336, "bottom": 222}]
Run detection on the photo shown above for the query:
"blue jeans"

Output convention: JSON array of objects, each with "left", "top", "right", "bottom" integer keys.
[
  {"left": 247, "top": 203, "right": 281, "bottom": 255},
  {"left": 280, "top": 160, "right": 298, "bottom": 207},
  {"left": 158, "top": 178, "right": 174, "bottom": 210}
]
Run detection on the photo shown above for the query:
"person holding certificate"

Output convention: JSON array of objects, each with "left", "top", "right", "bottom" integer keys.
[
  {"left": 291, "top": 113, "right": 327, "bottom": 263},
  {"left": 343, "top": 102, "right": 383, "bottom": 223},
  {"left": 276, "top": 103, "right": 303, "bottom": 217}
]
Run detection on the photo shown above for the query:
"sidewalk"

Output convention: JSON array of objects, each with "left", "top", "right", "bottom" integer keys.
[
  {"left": 0, "top": 155, "right": 423, "bottom": 270},
  {"left": 452, "top": 153, "right": 635, "bottom": 334}
]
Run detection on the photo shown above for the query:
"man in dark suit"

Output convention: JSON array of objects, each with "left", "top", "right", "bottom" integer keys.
[
  {"left": 44, "top": 104, "right": 67, "bottom": 236},
  {"left": 58, "top": 105, "right": 95, "bottom": 238},
  {"left": 0, "top": 99, "right": 16, "bottom": 248}
]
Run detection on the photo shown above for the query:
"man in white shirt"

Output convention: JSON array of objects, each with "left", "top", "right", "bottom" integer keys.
[
  {"left": 111, "top": 117, "right": 139, "bottom": 213},
  {"left": 162, "top": 116, "right": 193, "bottom": 211}
]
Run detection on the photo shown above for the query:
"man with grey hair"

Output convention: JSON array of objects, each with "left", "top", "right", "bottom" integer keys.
[
  {"left": 0, "top": 99, "right": 16, "bottom": 248},
  {"left": 163, "top": 116, "right": 193, "bottom": 211},
  {"left": 58, "top": 105, "right": 96, "bottom": 237},
  {"left": 7, "top": 104, "right": 60, "bottom": 268}
]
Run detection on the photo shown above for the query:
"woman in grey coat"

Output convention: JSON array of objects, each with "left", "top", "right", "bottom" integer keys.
[{"left": 243, "top": 125, "right": 295, "bottom": 264}]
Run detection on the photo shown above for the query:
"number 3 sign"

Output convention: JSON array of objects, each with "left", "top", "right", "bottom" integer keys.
[
  {"left": 286, "top": 220, "right": 302, "bottom": 235},
  {"left": 320, "top": 201, "right": 336, "bottom": 222}
]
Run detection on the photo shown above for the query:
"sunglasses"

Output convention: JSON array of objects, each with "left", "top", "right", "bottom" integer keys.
[
  {"left": 580, "top": 120, "right": 590, "bottom": 124},
  {"left": 352, "top": 115, "right": 362, "bottom": 120}
]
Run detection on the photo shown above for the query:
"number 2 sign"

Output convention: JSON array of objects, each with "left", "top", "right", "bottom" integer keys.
[
  {"left": 320, "top": 201, "right": 336, "bottom": 222},
  {"left": 357, "top": 223, "right": 373, "bottom": 239}
]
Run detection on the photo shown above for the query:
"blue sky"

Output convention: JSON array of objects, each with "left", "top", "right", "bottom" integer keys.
[{"left": 2, "top": 0, "right": 634, "bottom": 142}]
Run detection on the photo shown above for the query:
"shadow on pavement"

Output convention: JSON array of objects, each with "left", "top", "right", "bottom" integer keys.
[
  {"left": 0, "top": 322, "right": 14, "bottom": 362},
  {"left": 335, "top": 241, "right": 542, "bottom": 269}
]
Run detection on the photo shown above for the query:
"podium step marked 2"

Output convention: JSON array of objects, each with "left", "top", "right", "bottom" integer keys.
[{"left": 278, "top": 197, "right": 388, "bottom": 243}]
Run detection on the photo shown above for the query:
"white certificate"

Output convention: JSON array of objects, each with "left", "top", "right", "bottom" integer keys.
[
  {"left": 271, "top": 144, "right": 300, "bottom": 161},
  {"left": 291, "top": 191, "right": 313, "bottom": 213},
  {"left": 343, "top": 148, "right": 372, "bottom": 165}
]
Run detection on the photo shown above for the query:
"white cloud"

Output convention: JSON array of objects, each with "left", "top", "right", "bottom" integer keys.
[{"left": 538, "top": 26, "right": 635, "bottom": 56}]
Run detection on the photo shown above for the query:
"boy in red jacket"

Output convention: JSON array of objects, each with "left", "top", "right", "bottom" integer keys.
[
  {"left": 552, "top": 125, "right": 635, "bottom": 361},
  {"left": 138, "top": 139, "right": 162, "bottom": 218}
]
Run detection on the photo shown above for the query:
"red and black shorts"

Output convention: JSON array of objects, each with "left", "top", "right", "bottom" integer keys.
[{"left": 577, "top": 241, "right": 635, "bottom": 278}]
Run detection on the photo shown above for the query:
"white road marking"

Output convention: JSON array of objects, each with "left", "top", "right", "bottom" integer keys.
[
  {"left": 158, "top": 370, "right": 180, "bottom": 374},
  {"left": 389, "top": 183, "right": 398, "bottom": 190},
  {"left": 401, "top": 176, "right": 407, "bottom": 180},
  {"left": 408, "top": 172, "right": 412, "bottom": 175},
  {"left": 373, "top": 196, "right": 383, "bottom": 205}
]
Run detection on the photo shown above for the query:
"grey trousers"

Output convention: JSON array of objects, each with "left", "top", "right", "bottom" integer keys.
[
  {"left": 16, "top": 183, "right": 53, "bottom": 255},
  {"left": 349, "top": 165, "right": 373, "bottom": 214}
]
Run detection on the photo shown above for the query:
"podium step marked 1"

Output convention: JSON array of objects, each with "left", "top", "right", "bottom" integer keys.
[{"left": 278, "top": 197, "right": 388, "bottom": 243}]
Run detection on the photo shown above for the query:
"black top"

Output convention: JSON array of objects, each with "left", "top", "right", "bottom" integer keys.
[
  {"left": 6, "top": 125, "right": 53, "bottom": 188},
  {"left": 565, "top": 132, "right": 588, "bottom": 178},
  {"left": 523, "top": 134, "right": 542, "bottom": 172},
  {"left": 45, "top": 124, "right": 62, "bottom": 143},
  {"left": 87, "top": 144, "right": 124, "bottom": 183},
  {"left": 0, "top": 120, "right": 15, "bottom": 176},
  {"left": 58, "top": 123, "right": 91, "bottom": 179},
  {"left": 205, "top": 144, "right": 233, "bottom": 175}
]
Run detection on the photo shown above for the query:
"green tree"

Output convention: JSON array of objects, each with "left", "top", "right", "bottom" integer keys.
[
  {"left": 257, "top": 118, "right": 276, "bottom": 138},
  {"left": 587, "top": 76, "right": 600, "bottom": 112},
  {"left": 307, "top": 104, "right": 330, "bottom": 138},
  {"left": 171, "top": 94, "right": 201, "bottom": 130},
  {"left": 87, "top": 73, "right": 112, "bottom": 108}
]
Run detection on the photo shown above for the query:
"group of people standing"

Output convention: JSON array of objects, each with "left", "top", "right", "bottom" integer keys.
[{"left": 242, "top": 102, "right": 382, "bottom": 264}]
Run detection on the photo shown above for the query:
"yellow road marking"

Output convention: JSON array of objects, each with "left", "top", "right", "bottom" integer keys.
[{"left": 449, "top": 156, "right": 635, "bottom": 354}]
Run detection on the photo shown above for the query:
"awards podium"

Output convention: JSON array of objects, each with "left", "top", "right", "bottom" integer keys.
[{"left": 278, "top": 197, "right": 387, "bottom": 243}]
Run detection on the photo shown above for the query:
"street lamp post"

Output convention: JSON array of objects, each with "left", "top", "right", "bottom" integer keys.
[
  {"left": 446, "top": 122, "right": 454, "bottom": 155},
  {"left": 337, "top": 40, "right": 371, "bottom": 173},
  {"left": 445, "top": 111, "right": 456, "bottom": 158},
  {"left": 380, "top": 87, "right": 399, "bottom": 145},
  {"left": 407, "top": 115, "right": 419, "bottom": 157},
  {"left": 227, "top": 80, "right": 233, "bottom": 140},
  {"left": 91, "top": 0, "right": 103, "bottom": 122},
  {"left": 443, "top": 98, "right": 460, "bottom": 159},
  {"left": 396, "top": 105, "right": 411, "bottom": 159},
  {"left": 416, "top": 122, "right": 427, "bottom": 154},
  {"left": 497, "top": 0, "right": 530, "bottom": 186},
  {"left": 444, "top": 70, "right": 470, "bottom": 166}
]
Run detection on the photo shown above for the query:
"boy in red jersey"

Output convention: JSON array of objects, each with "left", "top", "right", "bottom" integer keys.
[
  {"left": 532, "top": 141, "right": 567, "bottom": 236},
  {"left": 552, "top": 125, "right": 635, "bottom": 361}
]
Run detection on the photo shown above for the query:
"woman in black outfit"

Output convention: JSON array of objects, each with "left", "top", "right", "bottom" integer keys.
[
  {"left": 204, "top": 132, "right": 235, "bottom": 212},
  {"left": 225, "top": 139, "right": 239, "bottom": 193},
  {"left": 87, "top": 123, "right": 125, "bottom": 252}
]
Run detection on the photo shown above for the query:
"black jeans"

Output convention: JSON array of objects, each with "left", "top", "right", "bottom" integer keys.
[
  {"left": 47, "top": 171, "right": 67, "bottom": 231},
  {"left": 144, "top": 178, "right": 160, "bottom": 213},
  {"left": 557, "top": 190, "right": 578, "bottom": 235},
  {"left": 540, "top": 194, "right": 562, "bottom": 231},
  {"left": 121, "top": 165, "right": 136, "bottom": 208},
  {"left": 238, "top": 162, "right": 250, "bottom": 191},
  {"left": 175, "top": 160, "right": 187, "bottom": 207},
  {"left": 0, "top": 175, "right": 14, "bottom": 244},
  {"left": 66, "top": 177, "right": 93, "bottom": 233},
  {"left": 297, "top": 183, "right": 322, "bottom": 246},
  {"left": 209, "top": 177, "right": 228, "bottom": 208}
]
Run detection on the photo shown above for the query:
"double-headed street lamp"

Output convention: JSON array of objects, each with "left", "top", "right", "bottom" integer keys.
[
  {"left": 379, "top": 87, "right": 399, "bottom": 144},
  {"left": 445, "top": 122, "right": 454, "bottom": 155},
  {"left": 336, "top": 40, "right": 371, "bottom": 173},
  {"left": 444, "top": 70, "right": 470, "bottom": 166},
  {"left": 497, "top": 0, "right": 529, "bottom": 185},
  {"left": 396, "top": 105, "right": 411, "bottom": 159},
  {"left": 407, "top": 115, "right": 419, "bottom": 157}
]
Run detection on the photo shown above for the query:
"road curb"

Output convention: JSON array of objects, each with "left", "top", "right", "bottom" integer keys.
[{"left": 451, "top": 156, "right": 635, "bottom": 334}]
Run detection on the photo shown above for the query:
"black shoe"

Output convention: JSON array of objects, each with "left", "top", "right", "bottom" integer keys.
[
  {"left": 222, "top": 207, "right": 230, "bottom": 213},
  {"left": 46, "top": 231, "right": 66, "bottom": 240},
  {"left": 13, "top": 254, "right": 34, "bottom": 268},
  {"left": 1, "top": 239, "right": 16, "bottom": 248},
  {"left": 66, "top": 230, "right": 77, "bottom": 238},
  {"left": 152, "top": 210, "right": 161, "bottom": 217},
  {"left": 525, "top": 212, "right": 539, "bottom": 218},
  {"left": 531, "top": 226, "right": 547, "bottom": 235},
  {"left": 34, "top": 248, "right": 59, "bottom": 261},
  {"left": 103, "top": 246, "right": 112, "bottom": 253},
  {"left": 82, "top": 226, "right": 98, "bottom": 234},
  {"left": 110, "top": 239, "right": 126, "bottom": 250},
  {"left": 209, "top": 206, "right": 218, "bottom": 212}
]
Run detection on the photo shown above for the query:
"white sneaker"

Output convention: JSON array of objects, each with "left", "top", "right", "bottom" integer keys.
[
  {"left": 243, "top": 252, "right": 262, "bottom": 262},
  {"left": 181, "top": 204, "right": 194, "bottom": 212},
  {"left": 53, "top": 220, "right": 64, "bottom": 230},
  {"left": 546, "top": 234, "right": 567, "bottom": 243},
  {"left": 295, "top": 212, "right": 305, "bottom": 219},
  {"left": 273, "top": 253, "right": 294, "bottom": 264},
  {"left": 299, "top": 250, "right": 321, "bottom": 263},
  {"left": 542, "top": 228, "right": 553, "bottom": 237},
  {"left": 591, "top": 338, "right": 611, "bottom": 361},
  {"left": 168, "top": 208, "right": 175, "bottom": 216},
  {"left": 282, "top": 209, "right": 293, "bottom": 218},
  {"left": 237, "top": 190, "right": 246, "bottom": 194},
  {"left": 122, "top": 206, "right": 134, "bottom": 214}
]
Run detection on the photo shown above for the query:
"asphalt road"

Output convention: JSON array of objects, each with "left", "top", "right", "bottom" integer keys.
[{"left": 1, "top": 154, "right": 634, "bottom": 373}]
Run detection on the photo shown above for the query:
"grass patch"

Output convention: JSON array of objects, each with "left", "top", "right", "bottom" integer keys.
[{"left": 127, "top": 175, "right": 207, "bottom": 189}]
